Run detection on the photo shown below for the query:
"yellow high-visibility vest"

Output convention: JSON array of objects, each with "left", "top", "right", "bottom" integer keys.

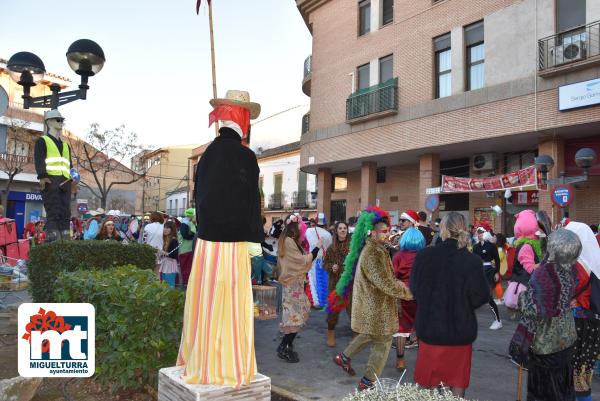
[{"left": 41, "top": 136, "right": 71, "bottom": 179}]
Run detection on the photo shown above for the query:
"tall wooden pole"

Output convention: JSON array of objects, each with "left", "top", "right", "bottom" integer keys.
[{"left": 208, "top": 1, "right": 219, "bottom": 136}]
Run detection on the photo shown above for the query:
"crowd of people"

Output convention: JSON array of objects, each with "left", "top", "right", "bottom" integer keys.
[
  {"left": 23, "top": 207, "right": 198, "bottom": 289},
  {"left": 261, "top": 207, "right": 600, "bottom": 400}
]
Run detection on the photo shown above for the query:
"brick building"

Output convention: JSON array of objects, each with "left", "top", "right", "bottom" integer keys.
[{"left": 296, "top": 0, "right": 600, "bottom": 234}]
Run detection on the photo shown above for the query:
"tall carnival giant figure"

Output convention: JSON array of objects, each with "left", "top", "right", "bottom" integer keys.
[
  {"left": 34, "top": 110, "right": 73, "bottom": 242},
  {"left": 177, "top": 90, "right": 263, "bottom": 388}
]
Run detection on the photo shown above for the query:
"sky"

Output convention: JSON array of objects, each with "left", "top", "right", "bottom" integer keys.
[{"left": 1, "top": 0, "right": 312, "bottom": 151}]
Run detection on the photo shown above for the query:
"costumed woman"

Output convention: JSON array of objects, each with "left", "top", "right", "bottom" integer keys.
[
  {"left": 277, "top": 213, "right": 323, "bottom": 362},
  {"left": 513, "top": 228, "right": 580, "bottom": 401},
  {"left": 323, "top": 221, "right": 351, "bottom": 347},
  {"left": 332, "top": 206, "right": 413, "bottom": 391},
  {"left": 472, "top": 227, "right": 502, "bottom": 330},
  {"left": 392, "top": 226, "right": 425, "bottom": 370},
  {"left": 410, "top": 212, "right": 489, "bottom": 398},
  {"left": 565, "top": 221, "right": 600, "bottom": 401},
  {"left": 177, "top": 90, "right": 263, "bottom": 388},
  {"left": 503, "top": 210, "right": 543, "bottom": 310}
]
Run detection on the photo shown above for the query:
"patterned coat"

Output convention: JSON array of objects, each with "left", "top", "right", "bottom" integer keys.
[
  {"left": 323, "top": 237, "right": 350, "bottom": 293},
  {"left": 351, "top": 238, "right": 413, "bottom": 335}
]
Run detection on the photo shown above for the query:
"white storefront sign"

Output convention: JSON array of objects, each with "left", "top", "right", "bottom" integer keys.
[{"left": 559, "top": 78, "right": 600, "bottom": 111}]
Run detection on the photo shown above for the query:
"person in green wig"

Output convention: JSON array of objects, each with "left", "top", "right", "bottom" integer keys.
[{"left": 178, "top": 208, "right": 197, "bottom": 287}]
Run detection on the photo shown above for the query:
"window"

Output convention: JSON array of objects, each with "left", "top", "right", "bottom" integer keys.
[
  {"left": 465, "top": 22, "right": 484, "bottom": 91},
  {"left": 175, "top": 199, "right": 178, "bottom": 212},
  {"left": 274, "top": 173, "right": 283, "bottom": 195},
  {"left": 557, "top": 0, "right": 585, "bottom": 33},
  {"left": 376, "top": 167, "right": 386, "bottom": 183},
  {"left": 6, "top": 139, "right": 29, "bottom": 157},
  {"left": 505, "top": 152, "right": 537, "bottom": 173},
  {"left": 382, "top": 0, "right": 393, "bottom": 26},
  {"left": 434, "top": 33, "right": 452, "bottom": 98},
  {"left": 258, "top": 176, "right": 264, "bottom": 192},
  {"left": 379, "top": 55, "right": 393, "bottom": 83},
  {"left": 357, "top": 63, "right": 370, "bottom": 91},
  {"left": 169, "top": 200, "right": 172, "bottom": 211},
  {"left": 359, "top": 0, "right": 371, "bottom": 36},
  {"left": 298, "top": 170, "right": 307, "bottom": 192},
  {"left": 331, "top": 174, "right": 348, "bottom": 192}
]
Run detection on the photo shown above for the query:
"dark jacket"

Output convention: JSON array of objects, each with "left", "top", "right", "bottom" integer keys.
[
  {"left": 472, "top": 241, "right": 500, "bottom": 270},
  {"left": 410, "top": 238, "right": 489, "bottom": 345},
  {"left": 194, "top": 127, "right": 264, "bottom": 243}
]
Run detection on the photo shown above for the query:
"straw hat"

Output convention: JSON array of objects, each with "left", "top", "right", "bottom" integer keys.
[{"left": 209, "top": 90, "right": 261, "bottom": 120}]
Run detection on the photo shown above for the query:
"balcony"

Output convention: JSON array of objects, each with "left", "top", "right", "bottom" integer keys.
[
  {"left": 290, "top": 190, "right": 316, "bottom": 209},
  {"left": 268, "top": 193, "right": 284, "bottom": 210},
  {"left": 0, "top": 153, "right": 33, "bottom": 165},
  {"left": 301, "top": 112, "right": 310, "bottom": 135},
  {"left": 346, "top": 78, "right": 398, "bottom": 123},
  {"left": 302, "top": 55, "right": 312, "bottom": 96},
  {"left": 538, "top": 20, "right": 600, "bottom": 77}
]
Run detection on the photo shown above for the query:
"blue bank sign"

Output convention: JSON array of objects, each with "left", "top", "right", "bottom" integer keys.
[
  {"left": 559, "top": 78, "right": 600, "bottom": 111},
  {"left": 8, "top": 192, "right": 43, "bottom": 202}
]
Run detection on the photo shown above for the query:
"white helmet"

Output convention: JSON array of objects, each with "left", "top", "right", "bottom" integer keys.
[{"left": 44, "top": 109, "right": 64, "bottom": 121}]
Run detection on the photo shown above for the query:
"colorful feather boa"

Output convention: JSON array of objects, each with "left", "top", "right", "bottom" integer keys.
[{"left": 327, "top": 206, "right": 390, "bottom": 314}]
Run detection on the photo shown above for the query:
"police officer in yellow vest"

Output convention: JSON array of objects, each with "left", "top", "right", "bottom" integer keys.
[{"left": 34, "top": 109, "right": 73, "bottom": 242}]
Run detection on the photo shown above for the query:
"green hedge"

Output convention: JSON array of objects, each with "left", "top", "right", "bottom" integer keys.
[
  {"left": 55, "top": 266, "right": 185, "bottom": 392},
  {"left": 28, "top": 240, "right": 157, "bottom": 303}
]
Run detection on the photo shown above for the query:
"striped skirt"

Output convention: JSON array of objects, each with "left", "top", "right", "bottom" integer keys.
[{"left": 177, "top": 239, "right": 256, "bottom": 389}]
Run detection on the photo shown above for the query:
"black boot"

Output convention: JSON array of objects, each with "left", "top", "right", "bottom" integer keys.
[{"left": 277, "top": 344, "right": 299, "bottom": 363}]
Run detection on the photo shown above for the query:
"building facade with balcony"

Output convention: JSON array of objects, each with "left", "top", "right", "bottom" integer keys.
[
  {"left": 165, "top": 187, "right": 188, "bottom": 217},
  {"left": 139, "top": 144, "right": 200, "bottom": 213},
  {"left": 297, "top": 0, "right": 600, "bottom": 233},
  {"left": 257, "top": 141, "right": 317, "bottom": 226}
]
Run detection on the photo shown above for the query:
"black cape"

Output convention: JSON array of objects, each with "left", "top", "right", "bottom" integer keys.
[{"left": 194, "top": 127, "right": 264, "bottom": 243}]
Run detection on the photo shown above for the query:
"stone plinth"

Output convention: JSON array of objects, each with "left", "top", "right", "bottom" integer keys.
[{"left": 158, "top": 367, "right": 270, "bottom": 401}]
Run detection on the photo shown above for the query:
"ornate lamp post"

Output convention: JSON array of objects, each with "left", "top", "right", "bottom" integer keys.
[{"left": 6, "top": 39, "right": 105, "bottom": 110}]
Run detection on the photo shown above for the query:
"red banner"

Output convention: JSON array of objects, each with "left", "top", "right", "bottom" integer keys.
[{"left": 441, "top": 166, "right": 538, "bottom": 193}]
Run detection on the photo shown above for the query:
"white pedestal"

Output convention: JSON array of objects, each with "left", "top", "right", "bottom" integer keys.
[{"left": 158, "top": 367, "right": 271, "bottom": 401}]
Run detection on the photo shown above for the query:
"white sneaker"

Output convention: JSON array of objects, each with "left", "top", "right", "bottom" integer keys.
[{"left": 489, "top": 320, "right": 503, "bottom": 330}]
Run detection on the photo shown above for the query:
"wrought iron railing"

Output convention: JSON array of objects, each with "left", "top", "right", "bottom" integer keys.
[
  {"left": 0, "top": 153, "right": 32, "bottom": 164},
  {"left": 539, "top": 20, "right": 600, "bottom": 71},
  {"left": 291, "top": 190, "right": 311, "bottom": 209},
  {"left": 346, "top": 78, "right": 398, "bottom": 121},
  {"left": 303, "top": 55, "right": 312, "bottom": 81},
  {"left": 301, "top": 113, "right": 310, "bottom": 135},
  {"left": 268, "top": 193, "right": 284, "bottom": 210}
]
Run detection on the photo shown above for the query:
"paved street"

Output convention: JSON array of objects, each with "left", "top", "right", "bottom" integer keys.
[{"left": 256, "top": 304, "right": 600, "bottom": 401}]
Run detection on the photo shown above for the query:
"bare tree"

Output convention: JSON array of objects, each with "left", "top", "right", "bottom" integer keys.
[
  {"left": 68, "top": 123, "right": 147, "bottom": 209},
  {"left": 108, "top": 194, "right": 135, "bottom": 214},
  {"left": 0, "top": 118, "right": 35, "bottom": 211}
]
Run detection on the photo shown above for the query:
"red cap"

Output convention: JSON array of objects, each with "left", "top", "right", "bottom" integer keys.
[{"left": 401, "top": 210, "right": 419, "bottom": 224}]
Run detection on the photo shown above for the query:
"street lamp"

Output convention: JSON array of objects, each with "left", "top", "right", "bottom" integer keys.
[
  {"left": 7, "top": 39, "right": 105, "bottom": 110},
  {"left": 535, "top": 147, "right": 597, "bottom": 185}
]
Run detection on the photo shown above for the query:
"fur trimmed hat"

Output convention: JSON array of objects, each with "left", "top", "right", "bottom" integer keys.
[{"left": 400, "top": 210, "right": 419, "bottom": 224}]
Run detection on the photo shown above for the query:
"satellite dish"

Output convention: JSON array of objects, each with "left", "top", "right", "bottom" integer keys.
[{"left": 0, "top": 86, "right": 8, "bottom": 117}]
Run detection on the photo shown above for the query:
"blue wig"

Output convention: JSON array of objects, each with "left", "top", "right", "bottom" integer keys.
[{"left": 400, "top": 227, "right": 426, "bottom": 251}]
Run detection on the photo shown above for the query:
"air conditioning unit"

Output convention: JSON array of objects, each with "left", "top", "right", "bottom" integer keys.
[
  {"left": 472, "top": 153, "right": 495, "bottom": 172},
  {"left": 548, "top": 40, "right": 586, "bottom": 67}
]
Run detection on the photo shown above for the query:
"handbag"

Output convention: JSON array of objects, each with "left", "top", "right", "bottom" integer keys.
[
  {"left": 504, "top": 281, "right": 527, "bottom": 310},
  {"left": 508, "top": 322, "right": 533, "bottom": 368}
]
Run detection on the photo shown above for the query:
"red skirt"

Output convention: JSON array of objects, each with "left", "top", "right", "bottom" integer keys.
[
  {"left": 414, "top": 341, "right": 472, "bottom": 389},
  {"left": 398, "top": 300, "right": 417, "bottom": 334}
]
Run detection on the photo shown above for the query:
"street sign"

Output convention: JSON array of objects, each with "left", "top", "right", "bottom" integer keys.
[
  {"left": 550, "top": 185, "right": 574, "bottom": 208},
  {"left": 77, "top": 203, "right": 89, "bottom": 214},
  {"left": 0, "top": 85, "right": 8, "bottom": 117},
  {"left": 425, "top": 194, "right": 440, "bottom": 212}
]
